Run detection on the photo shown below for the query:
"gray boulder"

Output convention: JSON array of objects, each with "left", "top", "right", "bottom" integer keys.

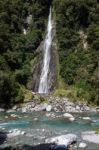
[{"left": 45, "top": 134, "right": 77, "bottom": 147}]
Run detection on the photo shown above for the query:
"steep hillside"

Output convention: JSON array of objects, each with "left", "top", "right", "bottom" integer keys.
[
  {"left": 0, "top": 0, "right": 52, "bottom": 108},
  {"left": 0, "top": 0, "right": 98, "bottom": 108},
  {"left": 53, "top": 0, "right": 99, "bottom": 105}
]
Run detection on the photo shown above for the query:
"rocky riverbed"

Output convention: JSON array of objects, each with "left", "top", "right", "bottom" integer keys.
[
  {"left": 0, "top": 95, "right": 99, "bottom": 150},
  {"left": 0, "top": 95, "right": 98, "bottom": 114}
]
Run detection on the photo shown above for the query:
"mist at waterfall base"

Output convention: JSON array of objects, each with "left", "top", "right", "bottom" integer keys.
[{"left": 38, "top": 7, "right": 52, "bottom": 94}]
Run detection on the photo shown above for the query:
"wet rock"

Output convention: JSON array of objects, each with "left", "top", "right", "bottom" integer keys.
[
  {"left": 45, "top": 134, "right": 77, "bottom": 147},
  {"left": 46, "top": 105, "right": 52, "bottom": 112},
  {"left": 0, "top": 108, "right": 5, "bottom": 112},
  {"left": 21, "top": 143, "right": 52, "bottom": 150},
  {"left": 63, "top": 113, "right": 74, "bottom": 118},
  {"left": 0, "top": 144, "right": 12, "bottom": 150},
  {"left": 0, "top": 131, "right": 7, "bottom": 144},
  {"left": 40, "top": 103, "right": 48, "bottom": 111},
  {"left": 79, "top": 142, "right": 87, "bottom": 149},
  {"left": 22, "top": 107, "right": 27, "bottom": 113},
  {"left": 10, "top": 114, "right": 18, "bottom": 118},
  {"left": 12, "top": 106, "right": 17, "bottom": 110},
  {"left": 63, "top": 113, "right": 75, "bottom": 121},
  {"left": 6, "top": 110, "right": 15, "bottom": 113},
  {"left": 96, "top": 107, "right": 99, "bottom": 112},
  {"left": 69, "top": 117, "right": 75, "bottom": 121},
  {"left": 82, "top": 117, "right": 91, "bottom": 121},
  {"left": 7, "top": 129, "right": 25, "bottom": 138}
]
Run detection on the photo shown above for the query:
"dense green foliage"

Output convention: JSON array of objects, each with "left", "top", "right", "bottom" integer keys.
[
  {"left": 0, "top": 0, "right": 51, "bottom": 108},
  {"left": 53, "top": 0, "right": 99, "bottom": 105},
  {"left": 0, "top": 0, "right": 98, "bottom": 107}
]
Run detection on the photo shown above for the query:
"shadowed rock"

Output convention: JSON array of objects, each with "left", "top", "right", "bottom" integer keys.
[{"left": 0, "top": 132, "right": 7, "bottom": 145}]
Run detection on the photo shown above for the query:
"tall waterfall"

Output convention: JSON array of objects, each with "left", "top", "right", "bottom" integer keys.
[{"left": 38, "top": 7, "right": 52, "bottom": 93}]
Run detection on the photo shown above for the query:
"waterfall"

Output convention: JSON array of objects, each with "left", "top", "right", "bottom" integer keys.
[{"left": 38, "top": 7, "right": 52, "bottom": 93}]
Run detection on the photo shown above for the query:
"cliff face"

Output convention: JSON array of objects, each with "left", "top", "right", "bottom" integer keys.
[
  {"left": 32, "top": 42, "right": 43, "bottom": 92},
  {"left": 32, "top": 12, "right": 58, "bottom": 93}
]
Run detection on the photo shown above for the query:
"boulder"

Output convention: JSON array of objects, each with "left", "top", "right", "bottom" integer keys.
[
  {"left": 12, "top": 105, "right": 17, "bottom": 110},
  {"left": 22, "top": 107, "right": 27, "bottom": 113},
  {"left": 6, "top": 109, "right": 15, "bottom": 113},
  {"left": 63, "top": 113, "right": 75, "bottom": 121},
  {"left": 41, "top": 103, "right": 48, "bottom": 111},
  {"left": 63, "top": 113, "right": 73, "bottom": 118},
  {"left": 45, "top": 134, "right": 77, "bottom": 147},
  {"left": 69, "top": 117, "right": 75, "bottom": 121},
  {"left": 79, "top": 142, "right": 87, "bottom": 149},
  {"left": 0, "top": 108, "right": 5, "bottom": 112},
  {"left": 46, "top": 105, "right": 52, "bottom": 112}
]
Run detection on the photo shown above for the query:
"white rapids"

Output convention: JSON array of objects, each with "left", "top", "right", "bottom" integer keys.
[{"left": 38, "top": 7, "right": 52, "bottom": 93}]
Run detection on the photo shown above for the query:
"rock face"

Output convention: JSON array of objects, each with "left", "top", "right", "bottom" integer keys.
[
  {"left": 32, "top": 42, "right": 44, "bottom": 92},
  {"left": 0, "top": 132, "right": 7, "bottom": 144},
  {"left": 45, "top": 134, "right": 77, "bottom": 147}
]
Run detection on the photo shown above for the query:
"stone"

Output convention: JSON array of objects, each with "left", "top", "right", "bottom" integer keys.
[
  {"left": 82, "top": 117, "right": 91, "bottom": 121},
  {"left": 23, "top": 28, "right": 27, "bottom": 35},
  {"left": 7, "top": 129, "right": 25, "bottom": 138},
  {"left": 84, "top": 106, "right": 90, "bottom": 111},
  {"left": 69, "top": 117, "right": 75, "bottom": 121},
  {"left": 96, "top": 107, "right": 99, "bottom": 112},
  {"left": 63, "top": 113, "right": 74, "bottom": 118},
  {"left": 63, "top": 113, "right": 75, "bottom": 121},
  {"left": 12, "top": 105, "right": 17, "bottom": 110},
  {"left": 10, "top": 114, "right": 18, "bottom": 118},
  {"left": 26, "top": 15, "right": 32, "bottom": 25},
  {"left": 82, "top": 131, "right": 99, "bottom": 144},
  {"left": 46, "top": 105, "right": 52, "bottom": 112},
  {"left": 41, "top": 103, "right": 48, "bottom": 111},
  {"left": 0, "top": 108, "right": 5, "bottom": 112},
  {"left": 22, "top": 107, "right": 27, "bottom": 113},
  {"left": 79, "top": 142, "right": 87, "bottom": 148},
  {"left": 45, "top": 134, "right": 77, "bottom": 147},
  {"left": 6, "top": 109, "right": 15, "bottom": 113},
  {"left": 76, "top": 105, "right": 80, "bottom": 110}
]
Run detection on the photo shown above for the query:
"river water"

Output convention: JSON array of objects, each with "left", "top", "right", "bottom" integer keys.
[{"left": 0, "top": 112, "right": 99, "bottom": 149}]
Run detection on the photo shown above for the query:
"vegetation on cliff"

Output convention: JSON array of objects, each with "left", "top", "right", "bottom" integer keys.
[
  {"left": 0, "top": 0, "right": 51, "bottom": 108},
  {"left": 53, "top": 0, "right": 99, "bottom": 105},
  {"left": 0, "top": 0, "right": 98, "bottom": 107}
]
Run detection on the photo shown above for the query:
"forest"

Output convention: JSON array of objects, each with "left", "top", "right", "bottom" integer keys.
[{"left": 0, "top": 0, "right": 98, "bottom": 108}]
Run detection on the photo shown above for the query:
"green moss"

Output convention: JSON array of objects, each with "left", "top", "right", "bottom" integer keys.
[
  {"left": 21, "top": 86, "right": 34, "bottom": 102},
  {"left": 53, "top": 89, "right": 68, "bottom": 97},
  {"left": 95, "top": 128, "right": 99, "bottom": 134},
  {"left": 39, "top": 96, "right": 48, "bottom": 103}
]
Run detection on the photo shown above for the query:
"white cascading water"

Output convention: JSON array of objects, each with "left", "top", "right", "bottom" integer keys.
[{"left": 38, "top": 7, "right": 52, "bottom": 93}]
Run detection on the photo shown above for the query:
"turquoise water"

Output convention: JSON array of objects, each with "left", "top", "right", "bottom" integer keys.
[{"left": 0, "top": 112, "right": 99, "bottom": 149}]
